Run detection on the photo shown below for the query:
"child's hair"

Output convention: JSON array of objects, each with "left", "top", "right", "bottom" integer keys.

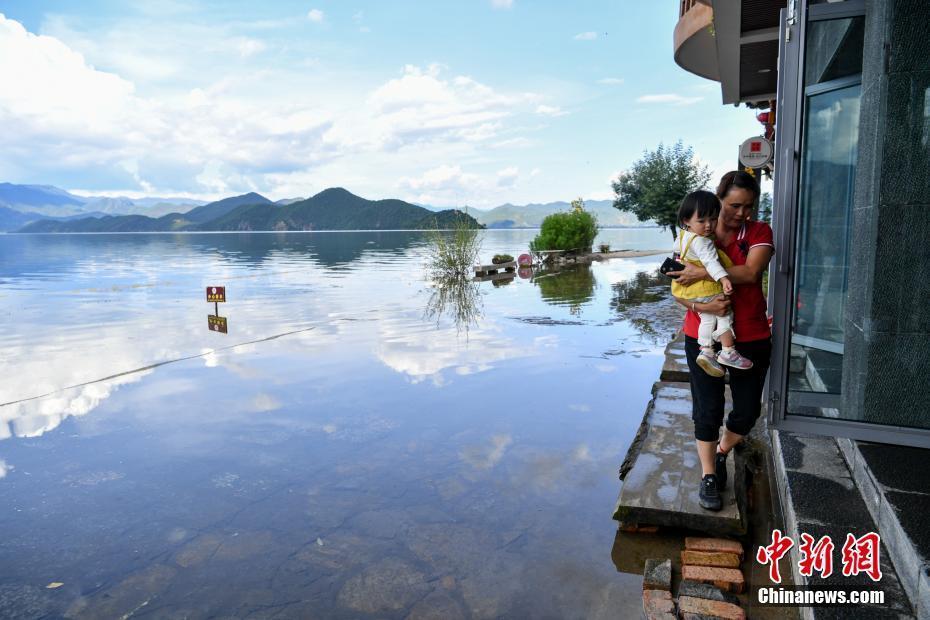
[{"left": 677, "top": 190, "right": 721, "bottom": 228}]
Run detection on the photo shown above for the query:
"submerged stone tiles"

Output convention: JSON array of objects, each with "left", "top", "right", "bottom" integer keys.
[{"left": 614, "top": 380, "right": 744, "bottom": 536}]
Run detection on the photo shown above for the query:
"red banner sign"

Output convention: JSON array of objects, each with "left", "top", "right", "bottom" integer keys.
[{"left": 206, "top": 286, "right": 226, "bottom": 303}]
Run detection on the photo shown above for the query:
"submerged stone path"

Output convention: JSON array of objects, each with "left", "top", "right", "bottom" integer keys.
[{"left": 613, "top": 333, "right": 746, "bottom": 536}]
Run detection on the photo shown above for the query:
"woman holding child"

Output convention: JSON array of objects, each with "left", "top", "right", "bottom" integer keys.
[{"left": 669, "top": 171, "right": 774, "bottom": 511}]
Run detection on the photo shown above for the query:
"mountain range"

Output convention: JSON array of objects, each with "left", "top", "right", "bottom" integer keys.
[
  {"left": 17, "top": 188, "right": 480, "bottom": 233},
  {"left": 467, "top": 200, "right": 646, "bottom": 228},
  {"left": 0, "top": 183, "right": 206, "bottom": 230},
  {"left": 0, "top": 182, "right": 656, "bottom": 233}
]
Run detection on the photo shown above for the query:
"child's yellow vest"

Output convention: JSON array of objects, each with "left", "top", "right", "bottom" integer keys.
[{"left": 670, "top": 232, "right": 733, "bottom": 300}]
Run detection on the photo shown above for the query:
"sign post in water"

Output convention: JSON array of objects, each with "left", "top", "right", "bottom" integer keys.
[{"left": 206, "top": 286, "right": 227, "bottom": 334}]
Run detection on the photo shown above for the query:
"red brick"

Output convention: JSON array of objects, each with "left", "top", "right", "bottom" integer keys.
[
  {"left": 681, "top": 550, "right": 741, "bottom": 568},
  {"left": 681, "top": 565, "right": 745, "bottom": 593},
  {"left": 643, "top": 589, "right": 674, "bottom": 614},
  {"left": 620, "top": 523, "right": 660, "bottom": 533},
  {"left": 684, "top": 537, "right": 744, "bottom": 559},
  {"left": 646, "top": 613, "right": 676, "bottom": 620},
  {"left": 678, "top": 595, "right": 745, "bottom": 620}
]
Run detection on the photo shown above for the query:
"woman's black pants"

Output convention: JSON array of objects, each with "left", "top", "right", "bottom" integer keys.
[{"left": 684, "top": 336, "right": 772, "bottom": 442}]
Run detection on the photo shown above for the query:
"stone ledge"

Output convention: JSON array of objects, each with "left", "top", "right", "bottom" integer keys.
[{"left": 772, "top": 430, "right": 917, "bottom": 619}]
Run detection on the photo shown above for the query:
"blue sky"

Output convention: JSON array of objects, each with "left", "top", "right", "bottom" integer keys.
[{"left": 0, "top": 1, "right": 761, "bottom": 206}]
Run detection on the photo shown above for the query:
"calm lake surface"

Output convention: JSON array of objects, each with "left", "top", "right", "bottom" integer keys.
[{"left": 0, "top": 228, "right": 681, "bottom": 619}]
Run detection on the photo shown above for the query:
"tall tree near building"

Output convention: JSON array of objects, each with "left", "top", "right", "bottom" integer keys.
[
  {"left": 757, "top": 192, "right": 772, "bottom": 224},
  {"left": 611, "top": 141, "right": 710, "bottom": 240}
]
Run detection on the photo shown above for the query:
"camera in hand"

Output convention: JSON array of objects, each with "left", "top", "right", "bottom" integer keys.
[{"left": 660, "top": 256, "right": 686, "bottom": 278}]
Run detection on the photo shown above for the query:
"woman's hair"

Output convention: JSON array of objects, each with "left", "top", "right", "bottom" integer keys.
[
  {"left": 677, "top": 190, "right": 721, "bottom": 227},
  {"left": 716, "top": 170, "right": 760, "bottom": 203}
]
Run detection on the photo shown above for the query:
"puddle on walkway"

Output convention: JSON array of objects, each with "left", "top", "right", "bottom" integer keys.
[{"left": 1, "top": 229, "right": 683, "bottom": 618}]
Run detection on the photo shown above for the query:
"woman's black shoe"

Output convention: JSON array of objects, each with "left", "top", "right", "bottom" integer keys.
[
  {"left": 699, "top": 474, "right": 722, "bottom": 511},
  {"left": 715, "top": 451, "right": 728, "bottom": 491}
]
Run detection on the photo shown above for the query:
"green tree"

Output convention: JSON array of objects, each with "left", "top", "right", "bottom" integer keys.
[
  {"left": 758, "top": 192, "right": 772, "bottom": 224},
  {"left": 611, "top": 141, "right": 711, "bottom": 240}
]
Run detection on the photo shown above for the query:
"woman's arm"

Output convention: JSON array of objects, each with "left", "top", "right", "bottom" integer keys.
[
  {"left": 725, "top": 246, "right": 773, "bottom": 285},
  {"left": 674, "top": 295, "right": 732, "bottom": 317},
  {"left": 670, "top": 245, "right": 773, "bottom": 286}
]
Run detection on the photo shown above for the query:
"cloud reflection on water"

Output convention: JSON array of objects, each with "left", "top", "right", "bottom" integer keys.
[
  {"left": 460, "top": 434, "right": 513, "bottom": 470},
  {"left": 0, "top": 371, "right": 149, "bottom": 440}
]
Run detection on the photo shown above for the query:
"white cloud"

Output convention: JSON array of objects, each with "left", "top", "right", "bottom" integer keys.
[
  {"left": 120, "top": 159, "right": 154, "bottom": 193},
  {"left": 0, "top": 459, "right": 10, "bottom": 479},
  {"left": 496, "top": 166, "right": 519, "bottom": 187},
  {"left": 0, "top": 15, "right": 337, "bottom": 193},
  {"left": 236, "top": 38, "right": 266, "bottom": 58},
  {"left": 497, "top": 166, "right": 520, "bottom": 187},
  {"left": 488, "top": 137, "right": 531, "bottom": 150},
  {"left": 327, "top": 64, "right": 530, "bottom": 153},
  {"left": 307, "top": 9, "right": 324, "bottom": 22},
  {"left": 0, "top": 17, "right": 541, "bottom": 203},
  {"left": 574, "top": 32, "right": 597, "bottom": 40},
  {"left": 535, "top": 104, "right": 567, "bottom": 117},
  {"left": 398, "top": 164, "right": 480, "bottom": 193},
  {"left": 491, "top": 0, "right": 514, "bottom": 8},
  {"left": 394, "top": 160, "right": 528, "bottom": 206},
  {"left": 636, "top": 93, "right": 704, "bottom": 106},
  {"left": 598, "top": 77, "right": 624, "bottom": 85}
]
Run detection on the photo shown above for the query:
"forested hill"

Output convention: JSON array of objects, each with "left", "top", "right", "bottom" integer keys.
[{"left": 18, "top": 188, "right": 482, "bottom": 232}]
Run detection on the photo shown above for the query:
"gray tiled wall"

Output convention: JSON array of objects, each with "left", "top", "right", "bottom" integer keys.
[{"left": 842, "top": 0, "right": 930, "bottom": 429}]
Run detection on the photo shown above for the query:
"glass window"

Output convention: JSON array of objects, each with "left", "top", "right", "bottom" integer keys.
[
  {"left": 786, "top": 15, "right": 864, "bottom": 418},
  {"left": 804, "top": 17, "right": 864, "bottom": 86},
  {"left": 788, "top": 83, "right": 860, "bottom": 409}
]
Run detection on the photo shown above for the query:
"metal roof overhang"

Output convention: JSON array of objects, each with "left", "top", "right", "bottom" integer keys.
[{"left": 710, "top": 0, "right": 784, "bottom": 104}]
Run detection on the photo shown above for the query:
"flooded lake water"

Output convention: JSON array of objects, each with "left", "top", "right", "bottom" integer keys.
[{"left": 0, "top": 228, "right": 682, "bottom": 619}]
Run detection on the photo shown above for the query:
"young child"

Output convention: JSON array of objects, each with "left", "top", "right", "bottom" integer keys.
[{"left": 672, "top": 190, "right": 753, "bottom": 376}]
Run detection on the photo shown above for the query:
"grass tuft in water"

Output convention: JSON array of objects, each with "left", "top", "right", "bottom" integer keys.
[{"left": 425, "top": 214, "right": 482, "bottom": 280}]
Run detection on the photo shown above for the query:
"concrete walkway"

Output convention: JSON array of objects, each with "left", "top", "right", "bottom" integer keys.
[{"left": 613, "top": 334, "right": 746, "bottom": 536}]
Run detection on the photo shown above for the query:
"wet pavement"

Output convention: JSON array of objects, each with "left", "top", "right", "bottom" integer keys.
[{"left": 0, "top": 229, "right": 687, "bottom": 618}]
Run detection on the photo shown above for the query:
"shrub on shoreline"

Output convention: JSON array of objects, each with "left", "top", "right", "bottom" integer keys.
[{"left": 530, "top": 209, "right": 599, "bottom": 254}]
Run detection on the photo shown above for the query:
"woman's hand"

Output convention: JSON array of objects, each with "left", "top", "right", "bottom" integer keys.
[
  {"left": 673, "top": 294, "right": 731, "bottom": 317},
  {"left": 668, "top": 262, "right": 708, "bottom": 286},
  {"left": 702, "top": 295, "right": 732, "bottom": 317}
]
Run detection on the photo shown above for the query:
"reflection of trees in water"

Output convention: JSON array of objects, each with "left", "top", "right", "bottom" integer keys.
[
  {"left": 533, "top": 265, "right": 596, "bottom": 316},
  {"left": 609, "top": 269, "right": 679, "bottom": 342},
  {"left": 424, "top": 276, "right": 483, "bottom": 334}
]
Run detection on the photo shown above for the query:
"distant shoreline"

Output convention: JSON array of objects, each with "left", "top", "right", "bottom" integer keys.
[{"left": 7, "top": 225, "right": 662, "bottom": 235}]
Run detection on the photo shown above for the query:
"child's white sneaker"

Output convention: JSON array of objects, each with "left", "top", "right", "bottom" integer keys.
[
  {"left": 696, "top": 349, "right": 726, "bottom": 377},
  {"left": 717, "top": 348, "right": 753, "bottom": 370}
]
